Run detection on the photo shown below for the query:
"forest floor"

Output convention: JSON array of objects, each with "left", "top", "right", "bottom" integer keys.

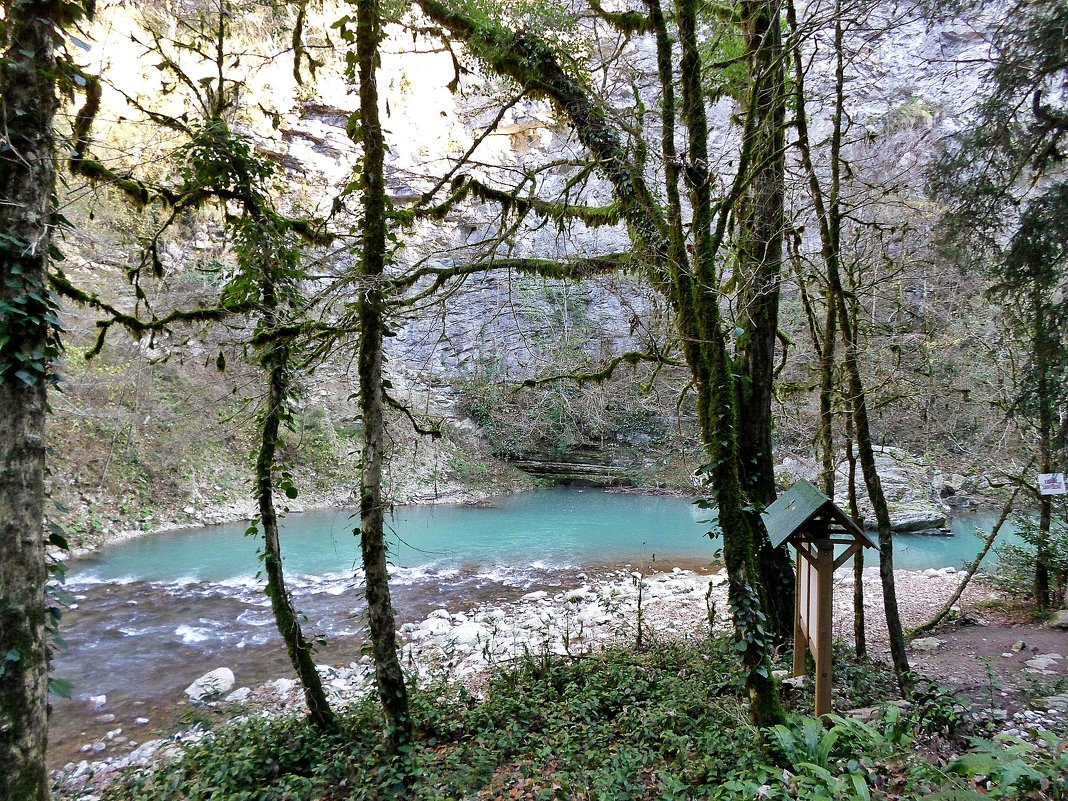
[
  {"left": 903, "top": 606, "right": 1067, "bottom": 718},
  {"left": 829, "top": 568, "right": 1067, "bottom": 721}
]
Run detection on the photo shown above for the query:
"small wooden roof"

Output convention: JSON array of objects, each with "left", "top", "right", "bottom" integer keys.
[{"left": 762, "top": 479, "right": 878, "bottom": 549}]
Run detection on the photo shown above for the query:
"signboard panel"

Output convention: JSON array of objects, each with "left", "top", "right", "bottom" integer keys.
[
  {"left": 1038, "top": 473, "right": 1066, "bottom": 495},
  {"left": 797, "top": 547, "right": 819, "bottom": 659}
]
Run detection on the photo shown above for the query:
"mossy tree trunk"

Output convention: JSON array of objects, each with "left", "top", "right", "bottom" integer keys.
[
  {"left": 674, "top": 0, "right": 786, "bottom": 726},
  {"left": 355, "top": 0, "right": 412, "bottom": 754},
  {"left": 735, "top": 0, "right": 795, "bottom": 645},
  {"left": 60, "top": 6, "right": 340, "bottom": 730},
  {"left": 0, "top": 4, "right": 75, "bottom": 798},
  {"left": 252, "top": 249, "right": 337, "bottom": 732},
  {"left": 415, "top": 0, "right": 786, "bottom": 727},
  {"left": 1033, "top": 293, "right": 1053, "bottom": 608}
]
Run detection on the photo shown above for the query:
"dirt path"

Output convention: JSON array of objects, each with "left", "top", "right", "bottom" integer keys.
[{"left": 834, "top": 567, "right": 1067, "bottom": 717}]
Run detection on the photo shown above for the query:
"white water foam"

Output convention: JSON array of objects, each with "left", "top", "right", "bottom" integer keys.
[
  {"left": 64, "top": 574, "right": 141, "bottom": 590},
  {"left": 174, "top": 625, "right": 213, "bottom": 644},
  {"left": 235, "top": 610, "right": 273, "bottom": 627}
]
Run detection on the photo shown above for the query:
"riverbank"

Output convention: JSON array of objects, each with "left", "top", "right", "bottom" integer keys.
[
  {"left": 61, "top": 481, "right": 528, "bottom": 560},
  {"left": 52, "top": 563, "right": 1066, "bottom": 800}
]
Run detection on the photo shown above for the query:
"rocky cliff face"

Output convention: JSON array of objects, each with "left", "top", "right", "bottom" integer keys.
[{"left": 49, "top": 1, "right": 1014, "bottom": 541}]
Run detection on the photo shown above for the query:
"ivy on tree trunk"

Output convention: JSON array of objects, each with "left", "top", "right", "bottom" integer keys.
[
  {"left": 252, "top": 238, "right": 337, "bottom": 732},
  {"left": 355, "top": 0, "right": 413, "bottom": 755},
  {"left": 0, "top": 3, "right": 83, "bottom": 798}
]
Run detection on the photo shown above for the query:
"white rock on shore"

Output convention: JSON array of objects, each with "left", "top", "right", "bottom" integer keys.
[{"left": 184, "top": 668, "right": 235, "bottom": 702}]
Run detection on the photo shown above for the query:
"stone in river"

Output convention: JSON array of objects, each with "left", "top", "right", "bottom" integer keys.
[
  {"left": 184, "top": 667, "right": 235, "bottom": 702},
  {"left": 86, "top": 694, "right": 107, "bottom": 710},
  {"left": 890, "top": 509, "right": 948, "bottom": 532}
]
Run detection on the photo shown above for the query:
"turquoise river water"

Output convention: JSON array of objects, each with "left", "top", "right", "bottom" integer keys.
[{"left": 69, "top": 487, "right": 1006, "bottom": 583}]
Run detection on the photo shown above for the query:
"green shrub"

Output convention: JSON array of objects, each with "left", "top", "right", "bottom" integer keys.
[
  {"left": 95, "top": 638, "right": 1068, "bottom": 801},
  {"left": 995, "top": 510, "right": 1068, "bottom": 603}
]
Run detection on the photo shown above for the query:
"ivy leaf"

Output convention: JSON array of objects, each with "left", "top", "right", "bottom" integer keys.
[
  {"left": 49, "top": 677, "right": 73, "bottom": 699},
  {"left": 47, "top": 522, "right": 69, "bottom": 551}
]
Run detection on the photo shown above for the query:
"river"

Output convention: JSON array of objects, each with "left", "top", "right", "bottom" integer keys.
[{"left": 49, "top": 488, "right": 1011, "bottom": 767}]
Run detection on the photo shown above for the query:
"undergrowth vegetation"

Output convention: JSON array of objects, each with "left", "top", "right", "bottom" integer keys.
[
  {"left": 94, "top": 636, "right": 1068, "bottom": 801},
  {"left": 996, "top": 515, "right": 1068, "bottom": 607}
]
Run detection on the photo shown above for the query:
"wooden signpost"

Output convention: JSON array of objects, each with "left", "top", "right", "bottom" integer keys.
[{"left": 763, "top": 479, "right": 878, "bottom": 717}]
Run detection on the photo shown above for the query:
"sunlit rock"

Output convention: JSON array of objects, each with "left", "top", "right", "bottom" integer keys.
[{"left": 184, "top": 668, "right": 235, "bottom": 702}]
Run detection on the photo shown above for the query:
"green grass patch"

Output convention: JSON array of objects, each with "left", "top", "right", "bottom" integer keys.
[{"left": 95, "top": 637, "right": 1068, "bottom": 801}]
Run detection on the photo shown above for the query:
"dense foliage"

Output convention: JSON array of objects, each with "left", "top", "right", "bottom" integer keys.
[{"left": 95, "top": 638, "right": 1067, "bottom": 801}]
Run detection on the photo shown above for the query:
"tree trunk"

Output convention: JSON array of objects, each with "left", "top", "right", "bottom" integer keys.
[
  {"left": 736, "top": 0, "right": 794, "bottom": 644},
  {"left": 788, "top": 0, "right": 901, "bottom": 681},
  {"left": 0, "top": 354, "right": 50, "bottom": 801},
  {"left": 0, "top": 5, "right": 64, "bottom": 798},
  {"left": 254, "top": 272, "right": 336, "bottom": 730},
  {"left": 356, "top": 0, "right": 412, "bottom": 754},
  {"left": 415, "top": 0, "right": 786, "bottom": 727},
  {"left": 838, "top": 298, "right": 912, "bottom": 694},
  {"left": 1034, "top": 299, "right": 1052, "bottom": 609},
  {"left": 1036, "top": 497, "right": 1052, "bottom": 608},
  {"left": 845, "top": 425, "right": 867, "bottom": 660},
  {"left": 676, "top": 0, "right": 785, "bottom": 727}
]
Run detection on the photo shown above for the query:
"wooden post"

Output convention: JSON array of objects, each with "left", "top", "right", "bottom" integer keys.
[
  {"left": 792, "top": 547, "right": 806, "bottom": 676},
  {"left": 814, "top": 539, "right": 835, "bottom": 717}
]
